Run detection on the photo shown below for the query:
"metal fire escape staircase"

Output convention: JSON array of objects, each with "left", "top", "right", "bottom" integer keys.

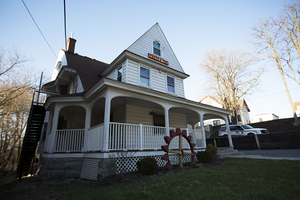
[
  {"left": 16, "top": 102, "right": 45, "bottom": 179},
  {"left": 16, "top": 73, "right": 47, "bottom": 179}
]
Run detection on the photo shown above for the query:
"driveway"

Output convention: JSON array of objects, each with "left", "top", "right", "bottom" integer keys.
[{"left": 229, "top": 149, "right": 300, "bottom": 161}]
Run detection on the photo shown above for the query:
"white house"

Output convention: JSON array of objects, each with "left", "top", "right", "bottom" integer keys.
[
  {"left": 199, "top": 96, "right": 250, "bottom": 125},
  {"left": 251, "top": 113, "right": 279, "bottom": 123},
  {"left": 38, "top": 23, "right": 233, "bottom": 180}
]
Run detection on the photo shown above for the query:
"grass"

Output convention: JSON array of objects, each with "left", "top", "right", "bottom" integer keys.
[{"left": 1, "top": 158, "right": 300, "bottom": 200}]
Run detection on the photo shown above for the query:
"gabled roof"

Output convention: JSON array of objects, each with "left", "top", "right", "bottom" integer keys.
[
  {"left": 126, "top": 23, "right": 185, "bottom": 74},
  {"left": 64, "top": 52, "right": 109, "bottom": 92}
]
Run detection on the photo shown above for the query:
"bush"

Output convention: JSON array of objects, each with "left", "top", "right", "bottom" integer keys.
[
  {"left": 136, "top": 157, "right": 158, "bottom": 175},
  {"left": 197, "top": 144, "right": 218, "bottom": 163},
  {"left": 206, "top": 143, "right": 218, "bottom": 156},
  {"left": 197, "top": 150, "right": 213, "bottom": 163}
]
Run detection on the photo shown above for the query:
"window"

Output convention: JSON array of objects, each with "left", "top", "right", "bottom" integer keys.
[
  {"left": 153, "top": 41, "right": 161, "bottom": 56},
  {"left": 237, "top": 115, "right": 241, "bottom": 122},
  {"left": 167, "top": 76, "right": 174, "bottom": 93},
  {"left": 213, "top": 120, "right": 221, "bottom": 126},
  {"left": 117, "top": 67, "right": 122, "bottom": 82},
  {"left": 140, "top": 67, "right": 150, "bottom": 86},
  {"left": 153, "top": 114, "right": 165, "bottom": 134}
]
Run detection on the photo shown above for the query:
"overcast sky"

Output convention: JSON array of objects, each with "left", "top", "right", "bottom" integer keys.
[{"left": 1, "top": 0, "right": 299, "bottom": 120}]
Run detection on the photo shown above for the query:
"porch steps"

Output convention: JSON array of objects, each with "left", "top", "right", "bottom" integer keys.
[
  {"left": 216, "top": 147, "right": 244, "bottom": 159},
  {"left": 16, "top": 105, "right": 45, "bottom": 179},
  {"left": 80, "top": 158, "right": 100, "bottom": 180}
]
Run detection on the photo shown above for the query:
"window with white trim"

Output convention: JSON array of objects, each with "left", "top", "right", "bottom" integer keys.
[
  {"left": 140, "top": 67, "right": 150, "bottom": 86},
  {"left": 153, "top": 41, "right": 161, "bottom": 56},
  {"left": 117, "top": 67, "right": 122, "bottom": 82},
  {"left": 167, "top": 76, "right": 175, "bottom": 93}
]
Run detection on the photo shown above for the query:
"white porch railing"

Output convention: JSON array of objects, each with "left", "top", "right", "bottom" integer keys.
[
  {"left": 87, "top": 123, "right": 104, "bottom": 151},
  {"left": 108, "top": 123, "right": 204, "bottom": 151},
  {"left": 52, "top": 123, "right": 205, "bottom": 152},
  {"left": 54, "top": 129, "right": 85, "bottom": 152}
]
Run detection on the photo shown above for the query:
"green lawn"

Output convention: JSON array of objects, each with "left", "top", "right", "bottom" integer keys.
[{"left": 1, "top": 158, "right": 300, "bottom": 200}]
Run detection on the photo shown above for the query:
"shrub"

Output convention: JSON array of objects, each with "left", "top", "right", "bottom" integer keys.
[
  {"left": 197, "top": 150, "right": 213, "bottom": 163},
  {"left": 206, "top": 143, "right": 218, "bottom": 156},
  {"left": 136, "top": 157, "right": 158, "bottom": 175}
]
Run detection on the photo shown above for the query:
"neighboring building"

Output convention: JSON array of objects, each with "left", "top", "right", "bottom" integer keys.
[
  {"left": 295, "top": 102, "right": 300, "bottom": 117},
  {"left": 199, "top": 96, "right": 225, "bottom": 126},
  {"left": 35, "top": 23, "right": 233, "bottom": 180},
  {"left": 199, "top": 96, "right": 250, "bottom": 125},
  {"left": 251, "top": 113, "right": 279, "bottom": 123}
]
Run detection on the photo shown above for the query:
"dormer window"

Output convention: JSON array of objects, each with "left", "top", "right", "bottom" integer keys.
[
  {"left": 117, "top": 67, "right": 122, "bottom": 82},
  {"left": 153, "top": 41, "right": 161, "bottom": 56}
]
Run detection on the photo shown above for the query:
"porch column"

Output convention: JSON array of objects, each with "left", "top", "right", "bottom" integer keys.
[
  {"left": 83, "top": 104, "right": 91, "bottom": 152},
  {"left": 224, "top": 116, "right": 234, "bottom": 148},
  {"left": 164, "top": 104, "right": 170, "bottom": 135},
  {"left": 48, "top": 105, "right": 61, "bottom": 153},
  {"left": 199, "top": 112, "right": 206, "bottom": 148},
  {"left": 103, "top": 89, "right": 111, "bottom": 152},
  {"left": 44, "top": 111, "right": 53, "bottom": 152}
]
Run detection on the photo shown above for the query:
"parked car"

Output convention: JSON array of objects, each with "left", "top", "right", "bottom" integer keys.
[{"left": 218, "top": 124, "right": 269, "bottom": 137}]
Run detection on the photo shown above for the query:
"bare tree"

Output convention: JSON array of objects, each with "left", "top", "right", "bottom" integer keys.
[
  {"left": 200, "top": 47, "right": 263, "bottom": 124},
  {"left": 0, "top": 88, "right": 31, "bottom": 175},
  {"left": 252, "top": 1, "right": 300, "bottom": 126},
  {"left": 0, "top": 47, "right": 35, "bottom": 175},
  {"left": 0, "top": 46, "right": 33, "bottom": 108}
]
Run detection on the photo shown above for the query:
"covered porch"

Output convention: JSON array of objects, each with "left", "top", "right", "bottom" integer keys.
[{"left": 43, "top": 87, "right": 233, "bottom": 154}]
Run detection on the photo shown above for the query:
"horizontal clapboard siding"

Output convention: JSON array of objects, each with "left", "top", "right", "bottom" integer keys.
[
  {"left": 76, "top": 75, "right": 84, "bottom": 93},
  {"left": 112, "top": 104, "right": 126, "bottom": 123},
  {"left": 152, "top": 68, "right": 166, "bottom": 93},
  {"left": 127, "top": 25, "right": 183, "bottom": 72},
  {"left": 169, "top": 111, "right": 187, "bottom": 128},
  {"left": 127, "top": 60, "right": 139, "bottom": 85},
  {"left": 126, "top": 104, "right": 153, "bottom": 125},
  {"left": 175, "top": 77, "right": 184, "bottom": 98},
  {"left": 107, "top": 70, "right": 116, "bottom": 80}
]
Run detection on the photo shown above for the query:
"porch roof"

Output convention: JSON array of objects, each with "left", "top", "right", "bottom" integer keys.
[{"left": 44, "top": 78, "right": 232, "bottom": 118}]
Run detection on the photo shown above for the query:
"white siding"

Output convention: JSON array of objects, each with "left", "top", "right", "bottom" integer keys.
[
  {"left": 175, "top": 77, "right": 184, "bottom": 98},
  {"left": 107, "top": 69, "right": 116, "bottom": 80},
  {"left": 127, "top": 25, "right": 183, "bottom": 73},
  {"left": 122, "top": 61, "right": 127, "bottom": 83},
  {"left": 127, "top": 60, "right": 139, "bottom": 85},
  {"left": 152, "top": 68, "right": 166, "bottom": 93},
  {"left": 76, "top": 75, "right": 84, "bottom": 93},
  {"left": 125, "top": 104, "right": 153, "bottom": 125}
]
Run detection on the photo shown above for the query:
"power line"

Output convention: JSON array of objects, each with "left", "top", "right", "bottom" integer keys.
[
  {"left": 248, "top": 87, "right": 300, "bottom": 100},
  {"left": 21, "top": 0, "right": 57, "bottom": 58}
]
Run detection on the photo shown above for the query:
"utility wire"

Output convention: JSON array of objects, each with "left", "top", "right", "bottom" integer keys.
[
  {"left": 248, "top": 87, "right": 300, "bottom": 100},
  {"left": 21, "top": 0, "right": 57, "bottom": 58},
  {"left": 64, "top": 0, "right": 67, "bottom": 50}
]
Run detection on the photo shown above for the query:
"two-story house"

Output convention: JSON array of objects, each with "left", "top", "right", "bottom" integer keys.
[
  {"left": 199, "top": 95, "right": 251, "bottom": 125},
  {"left": 39, "top": 23, "right": 233, "bottom": 180}
]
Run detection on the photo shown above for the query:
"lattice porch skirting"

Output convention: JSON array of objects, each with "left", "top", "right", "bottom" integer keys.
[{"left": 116, "top": 154, "right": 195, "bottom": 174}]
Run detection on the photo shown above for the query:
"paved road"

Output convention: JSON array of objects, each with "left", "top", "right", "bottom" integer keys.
[{"left": 229, "top": 149, "right": 300, "bottom": 161}]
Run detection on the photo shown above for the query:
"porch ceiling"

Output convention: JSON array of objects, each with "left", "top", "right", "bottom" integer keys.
[{"left": 203, "top": 113, "right": 225, "bottom": 120}]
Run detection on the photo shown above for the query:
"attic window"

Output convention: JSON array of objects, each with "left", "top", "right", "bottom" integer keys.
[{"left": 153, "top": 41, "right": 161, "bottom": 56}]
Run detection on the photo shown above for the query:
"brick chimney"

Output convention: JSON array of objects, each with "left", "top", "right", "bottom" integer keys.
[{"left": 66, "top": 37, "right": 76, "bottom": 53}]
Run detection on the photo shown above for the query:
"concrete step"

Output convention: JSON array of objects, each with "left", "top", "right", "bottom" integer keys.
[{"left": 216, "top": 147, "right": 244, "bottom": 159}]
